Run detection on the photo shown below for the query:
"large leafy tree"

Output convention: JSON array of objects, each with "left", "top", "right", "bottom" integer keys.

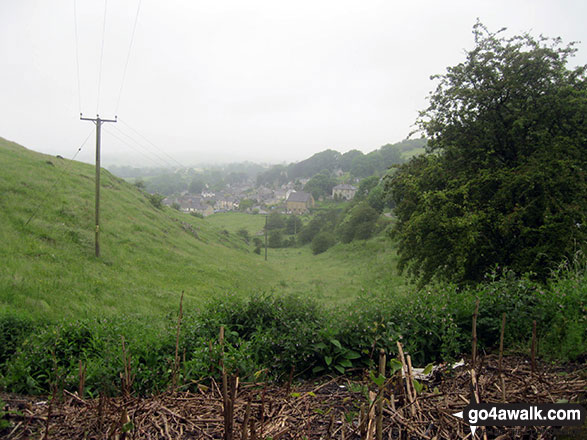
[{"left": 385, "top": 22, "right": 586, "bottom": 285}]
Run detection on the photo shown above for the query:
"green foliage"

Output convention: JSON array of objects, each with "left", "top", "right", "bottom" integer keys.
[
  {"left": 311, "top": 232, "right": 335, "bottom": 255},
  {"left": 0, "top": 315, "right": 37, "bottom": 368},
  {"left": 0, "top": 264, "right": 584, "bottom": 395},
  {"left": 285, "top": 215, "right": 303, "bottom": 235},
  {"left": 268, "top": 230, "right": 283, "bottom": 248},
  {"left": 338, "top": 202, "right": 379, "bottom": 243},
  {"left": 355, "top": 176, "right": 380, "bottom": 200},
  {"left": 266, "top": 212, "right": 286, "bottom": 230},
  {"left": 146, "top": 193, "right": 165, "bottom": 209},
  {"left": 303, "top": 171, "right": 337, "bottom": 200},
  {"left": 238, "top": 198, "right": 255, "bottom": 212},
  {"left": 312, "top": 336, "right": 361, "bottom": 375},
  {"left": 188, "top": 178, "right": 204, "bottom": 194},
  {"left": 386, "top": 22, "right": 587, "bottom": 285},
  {"left": 236, "top": 228, "right": 250, "bottom": 243}
]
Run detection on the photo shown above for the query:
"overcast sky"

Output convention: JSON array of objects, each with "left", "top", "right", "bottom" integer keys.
[{"left": 1, "top": 0, "right": 585, "bottom": 167}]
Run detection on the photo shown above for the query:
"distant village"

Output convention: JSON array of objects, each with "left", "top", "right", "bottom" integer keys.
[{"left": 163, "top": 178, "right": 358, "bottom": 217}]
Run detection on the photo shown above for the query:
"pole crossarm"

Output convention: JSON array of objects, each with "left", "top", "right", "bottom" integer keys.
[{"left": 80, "top": 113, "right": 117, "bottom": 257}]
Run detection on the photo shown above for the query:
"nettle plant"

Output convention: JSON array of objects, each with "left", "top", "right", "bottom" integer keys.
[{"left": 312, "top": 335, "right": 361, "bottom": 375}]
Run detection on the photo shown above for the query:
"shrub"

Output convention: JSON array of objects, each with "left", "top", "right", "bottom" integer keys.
[
  {"left": 146, "top": 193, "right": 165, "bottom": 209},
  {"left": 311, "top": 232, "right": 335, "bottom": 255}
]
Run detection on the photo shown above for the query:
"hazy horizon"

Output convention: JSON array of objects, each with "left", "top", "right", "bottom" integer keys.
[{"left": 1, "top": 0, "right": 585, "bottom": 167}]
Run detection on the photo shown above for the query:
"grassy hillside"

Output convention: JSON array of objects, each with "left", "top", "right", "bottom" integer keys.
[
  {"left": 0, "top": 138, "right": 403, "bottom": 322},
  {"left": 0, "top": 138, "right": 280, "bottom": 321}
]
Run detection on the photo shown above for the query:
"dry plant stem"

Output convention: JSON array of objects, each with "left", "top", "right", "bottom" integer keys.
[
  {"left": 396, "top": 341, "right": 416, "bottom": 418},
  {"left": 499, "top": 313, "right": 506, "bottom": 373},
  {"left": 376, "top": 349, "right": 386, "bottom": 440},
  {"left": 406, "top": 355, "right": 421, "bottom": 416},
  {"left": 241, "top": 400, "right": 251, "bottom": 440},
  {"left": 470, "top": 369, "right": 488, "bottom": 440},
  {"left": 472, "top": 298, "right": 479, "bottom": 366},
  {"left": 4, "top": 353, "right": 586, "bottom": 440},
  {"left": 78, "top": 360, "right": 86, "bottom": 399},
  {"left": 531, "top": 320, "right": 537, "bottom": 374}
]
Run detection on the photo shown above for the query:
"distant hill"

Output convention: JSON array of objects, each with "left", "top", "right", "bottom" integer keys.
[
  {"left": 257, "top": 138, "right": 427, "bottom": 185},
  {"left": 0, "top": 137, "right": 277, "bottom": 321}
]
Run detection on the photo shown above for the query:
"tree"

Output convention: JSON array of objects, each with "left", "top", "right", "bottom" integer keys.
[
  {"left": 303, "top": 171, "right": 337, "bottom": 200},
  {"left": 189, "top": 178, "right": 204, "bottom": 194},
  {"left": 285, "top": 215, "right": 303, "bottom": 235},
  {"left": 355, "top": 176, "right": 380, "bottom": 200},
  {"left": 338, "top": 202, "right": 379, "bottom": 243},
  {"left": 311, "top": 232, "right": 335, "bottom": 255},
  {"left": 266, "top": 212, "right": 286, "bottom": 230},
  {"left": 268, "top": 230, "right": 283, "bottom": 248},
  {"left": 237, "top": 228, "right": 250, "bottom": 243},
  {"left": 385, "top": 22, "right": 587, "bottom": 285}
]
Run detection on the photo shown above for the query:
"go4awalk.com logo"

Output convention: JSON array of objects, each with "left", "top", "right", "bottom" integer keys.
[{"left": 453, "top": 403, "right": 585, "bottom": 437}]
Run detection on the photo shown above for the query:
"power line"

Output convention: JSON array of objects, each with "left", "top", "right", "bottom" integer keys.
[
  {"left": 103, "top": 126, "right": 169, "bottom": 168},
  {"left": 115, "top": 0, "right": 142, "bottom": 114},
  {"left": 119, "top": 118, "right": 186, "bottom": 168},
  {"left": 73, "top": 0, "right": 82, "bottom": 114},
  {"left": 96, "top": 0, "right": 109, "bottom": 114},
  {"left": 25, "top": 131, "right": 93, "bottom": 226},
  {"left": 110, "top": 124, "right": 178, "bottom": 168},
  {"left": 110, "top": 127, "right": 174, "bottom": 167}
]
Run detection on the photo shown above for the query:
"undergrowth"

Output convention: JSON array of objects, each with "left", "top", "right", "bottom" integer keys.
[{"left": 0, "top": 261, "right": 584, "bottom": 397}]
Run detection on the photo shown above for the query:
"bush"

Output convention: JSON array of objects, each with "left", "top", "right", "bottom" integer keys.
[
  {"left": 1, "top": 266, "right": 583, "bottom": 396},
  {"left": 236, "top": 228, "right": 250, "bottom": 243},
  {"left": 311, "top": 232, "right": 335, "bottom": 255},
  {"left": 268, "top": 230, "right": 283, "bottom": 248},
  {"left": 0, "top": 315, "right": 37, "bottom": 368},
  {"left": 146, "top": 193, "right": 165, "bottom": 209}
]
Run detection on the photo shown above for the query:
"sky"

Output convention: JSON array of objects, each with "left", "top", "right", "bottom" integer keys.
[{"left": 1, "top": 0, "right": 585, "bottom": 167}]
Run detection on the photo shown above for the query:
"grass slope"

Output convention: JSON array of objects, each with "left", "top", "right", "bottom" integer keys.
[
  {"left": 0, "top": 138, "right": 276, "bottom": 321},
  {"left": 0, "top": 138, "right": 404, "bottom": 322}
]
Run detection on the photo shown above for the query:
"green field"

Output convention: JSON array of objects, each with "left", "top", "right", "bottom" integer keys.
[{"left": 0, "top": 137, "right": 403, "bottom": 323}]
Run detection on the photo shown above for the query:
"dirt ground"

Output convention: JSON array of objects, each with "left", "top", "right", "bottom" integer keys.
[{"left": 1, "top": 355, "right": 585, "bottom": 439}]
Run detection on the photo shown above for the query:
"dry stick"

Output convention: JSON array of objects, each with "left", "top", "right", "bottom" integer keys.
[
  {"left": 42, "top": 383, "right": 58, "bottom": 440},
  {"left": 472, "top": 298, "right": 480, "bottom": 366},
  {"left": 406, "top": 355, "right": 421, "bottom": 416},
  {"left": 499, "top": 313, "right": 507, "bottom": 402},
  {"left": 78, "top": 359, "right": 86, "bottom": 399},
  {"left": 122, "top": 336, "right": 135, "bottom": 398},
  {"left": 470, "top": 369, "right": 488, "bottom": 440},
  {"left": 260, "top": 381, "right": 267, "bottom": 437},
  {"left": 360, "top": 404, "right": 367, "bottom": 440},
  {"left": 531, "top": 320, "right": 537, "bottom": 374},
  {"left": 327, "top": 411, "right": 335, "bottom": 439},
  {"left": 376, "top": 349, "right": 386, "bottom": 440},
  {"left": 172, "top": 291, "right": 185, "bottom": 389},
  {"left": 249, "top": 417, "right": 257, "bottom": 440},
  {"left": 367, "top": 391, "right": 377, "bottom": 440},
  {"left": 285, "top": 366, "right": 295, "bottom": 395},
  {"left": 242, "top": 400, "right": 251, "bottom": 440},
  {"left": 396, "top": 342, "right": 416, "bottom": 418}
]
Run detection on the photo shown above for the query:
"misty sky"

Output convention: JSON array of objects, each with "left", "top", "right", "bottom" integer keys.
[{"left": 1, "top": 1, "right": 585, "bottom": 167}]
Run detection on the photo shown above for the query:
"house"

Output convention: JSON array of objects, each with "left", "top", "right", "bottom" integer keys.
[
  {"left": 286, "top": 191, "right": 314, "bottom": 214},
  {"left": 166, "top": 195, "right": 214, "bottom": 216},
  {"left": 215, "top": 196, "right": 238, "bottom": 211},
  {"left": 332, "top": 184, "right": 357, "bottom": 200}
]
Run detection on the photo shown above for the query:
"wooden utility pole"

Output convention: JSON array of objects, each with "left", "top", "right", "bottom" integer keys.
[
  {"left": 264, "top": 215, "right": 268, "bottom": 261},
  {"left": 80, "top": 113, "right": 117, "bottom": 257}
]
